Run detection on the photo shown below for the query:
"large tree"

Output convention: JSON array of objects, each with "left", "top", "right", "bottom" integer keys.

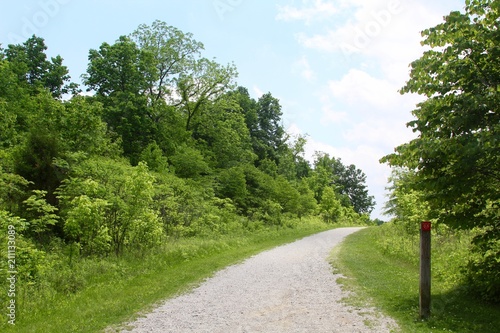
[
  {"left": 3, "top": 35, "right": 72, "bottom": 98},
  {"left": 83, "top": 35, "right": 146, "bottom": 96},
  {"left": 130, "top": 20, "right": 204, "bottom": 105},
  {"left": 381, "top": 0, "right": 499, "bottom": 229},
  {"left": 175, "top": 58, "right": 238, "bottom": 131},
  {"left": 381, "top": 0, "right": 500, "bottom": 301},
  {"left": 83, "top": 22, "right": 237, "bottom": 160},
  {"left": 313, "top": 153, "right": 375, "bottom": 214}
]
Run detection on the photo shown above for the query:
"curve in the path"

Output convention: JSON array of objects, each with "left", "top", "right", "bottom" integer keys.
[{"left": 122, "top": 227, "right": 397, "bottom": 333}]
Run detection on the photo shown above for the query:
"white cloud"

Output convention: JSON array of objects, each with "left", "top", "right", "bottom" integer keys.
[
  {"left": 286, "top": 123, "right": 303, "bottom": 137},
  {"left": 321, "top": 105, "right": 348, "bottom": 124},
  {"left": 328, "top": 68, "right": 399, "bottom": 110},
  {"left": 319, "top": 66, "right": 423, "bottom": 147},
  {"left": 343, "top": 120, "right": 415, "bottom": 149},
  {"left": 295, "top": 1, "right": 448, "bottom": 74},
  {"left": 276, "top": 0, "right": 339, "bottom": 25}
]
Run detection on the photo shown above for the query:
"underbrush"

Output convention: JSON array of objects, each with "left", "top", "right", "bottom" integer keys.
[
  {"left": 376, "top": 222, "right": 473, "bottom": 292},
  {"left": 334, "top": 224, "right": 500, "bottom": 333},
  {"left": 0, "top": 216, "right": 336, "bottom": 333}
]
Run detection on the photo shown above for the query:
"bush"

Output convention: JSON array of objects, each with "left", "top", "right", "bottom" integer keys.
[
  {"left": 58, "top": 158, "right": 162, "bottom": 256},
  {"left": 466, "top": 225, "right": 500, "bottom": 302}
]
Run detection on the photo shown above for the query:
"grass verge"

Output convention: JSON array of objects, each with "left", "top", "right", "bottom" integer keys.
[
  {"left": 3, "top": 218, "right": 335, "bottom": 333},
  {"left": 332, "top": 226, "right": 500, "bottom": 333}
]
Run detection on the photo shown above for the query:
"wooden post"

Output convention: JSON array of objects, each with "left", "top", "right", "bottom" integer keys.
[{"left": 420, "top": 221, "right": 431, "bottom": 319}]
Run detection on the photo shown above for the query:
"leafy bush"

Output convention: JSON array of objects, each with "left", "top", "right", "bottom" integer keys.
[
  {"left": 58, "top": 158, "right": 162, "bottom": 255},
  {"left": 466, "top": 223, "right": 500, "bottom": 302},
  {"left": 319, "top": 187, "right": 342, "bottom": 223}
]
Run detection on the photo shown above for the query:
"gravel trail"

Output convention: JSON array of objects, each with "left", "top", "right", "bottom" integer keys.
[{"left": 121, "top": 227, "right": 398, "bottom": 333}]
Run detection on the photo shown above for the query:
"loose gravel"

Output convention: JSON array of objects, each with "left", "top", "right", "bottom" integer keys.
[{"left": 121, "top": 227, "right": 398, "bottom": 333}]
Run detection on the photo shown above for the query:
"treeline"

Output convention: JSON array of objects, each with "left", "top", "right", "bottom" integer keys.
[
  {"left": 381, "top": 1, "right": 499, "bottom": 302},
  {"left": 0, "top": 20, "right": 374, "bottom": 273}
]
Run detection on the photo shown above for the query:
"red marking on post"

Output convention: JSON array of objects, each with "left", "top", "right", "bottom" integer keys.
[{"left": 421, "top": 221, "right": 431, "bottom": 231}]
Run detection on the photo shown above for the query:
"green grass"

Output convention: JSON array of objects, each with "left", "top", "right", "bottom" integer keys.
[
  {"left": 2, "top": 219, "right": 334, "bottom": 333},
  {"left": 333, "top": 226, "right": 500, "bottom": 333}
]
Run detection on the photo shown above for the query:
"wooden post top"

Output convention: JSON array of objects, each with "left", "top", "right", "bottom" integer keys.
[{"left": 421, "top": 221, "right": 431, "bottom": 231}]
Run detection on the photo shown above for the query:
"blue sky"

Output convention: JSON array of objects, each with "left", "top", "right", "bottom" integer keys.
[{"left": 0, "top": 0, "right": 465, "bottom": 219}]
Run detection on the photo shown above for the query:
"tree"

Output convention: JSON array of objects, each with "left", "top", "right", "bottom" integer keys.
[
  {"left": 380, "top": 0, "right": 500, "bottom": 301},
  {"left": 14, "top": 114, "right": 62, "bottom": 206},
  {"left": 59, "top": 96, "right": 119, "bottom": 157},
  {"left": 83, "top": 23, "right": 237, "bottom": 161},
  {"left": 253, "top": 93, "right": 286, "bottom": 164},
  {"left": 4, "top": 35, "right": 71, "bottom": 98},
  {"left": 23, "top": 190, "right": 59, "bottom": 241},
  {"left": 339, "top": 164, "right": 375, "bottom": 215},
  {"left": 277, "top": 134, "right": 311, "bottom": 181},
  {"left": 175, "top": 58, "right": 238, "bottom": 131},
  {"left": 215, "top": 166, "right": 248, "bottom": 210},
  {"left": 320, "top": 187, "right": 342, "bottom": 223},
  {"left": 296, "top": 180, "right": 318, "bottom": 218},
  {"left": 58, "top": 158, "right": 162, "bottom": 256},
  {"left": 169, "top": 144, "right": 210, "bottom": 179},
  {"left": 313, "top": 152, "right": 375, "bottom": 214},
  {"left": 382, "top": 1, "right": 499, "bottom": 229},
  {"left": 193, "top": 96, "right": 255, "bottom": 169},
  {"left": 130, "top": 20, "right": 204, "bottom": 105},
  {"left": 83, "top": 36, "right": 158, "bottom": 162},
  {"left": 0, "top": 57, "right": 27, "bottom": 147},
  {"left": 383, "top": 168, "right": 431, "bottom": 235},
  {"left": 83, "top": 35, "right": 145, "bottom": 96}
]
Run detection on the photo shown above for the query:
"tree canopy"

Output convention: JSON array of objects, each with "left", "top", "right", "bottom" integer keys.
[{"left": 381, "top": 0, "right": 500, "bottom": 301}]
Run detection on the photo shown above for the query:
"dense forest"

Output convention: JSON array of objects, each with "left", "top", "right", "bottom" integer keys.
[
  {"left": 381, "top": 0, "right": 499, "bottom": 302},
  {"left": 0, "top": 20, "right": 375, "bottom": 294}
]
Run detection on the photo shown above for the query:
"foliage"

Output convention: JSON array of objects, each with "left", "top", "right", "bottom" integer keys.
[
  {"left": 383, "top": 168, "right": 432, "bottom": 235},
  {"left": 130, "top": 20, "right": 204, "bottom": 104},
  {"left": 23, "top": 190, "right": 59, "bottom": 237},
  {"left": 139, "top": 141, "right": 169, "bottom": 173},
  {"left": 381, "top": 0, "right": 500, "bottom": 302},
  {"left": 313, "top": 152, "right": 375, "bottom": 214},
  {"left": 4, "top": 35, "right": 72, "bottom": 98},
  {"left": 57, "top": 158, "right": 162, "bottom": 255},
  {"left": 467, "top": 215, "right": 500, "bottom": 302},
  {"left": 169, "top": 144, "right": 210, "bottom": 179},
  {"left": 193, "top": 96, "right": 255, "bottom": 168},
  {"left": 319, "top": 187, "right": 342, "bottom": 223}
]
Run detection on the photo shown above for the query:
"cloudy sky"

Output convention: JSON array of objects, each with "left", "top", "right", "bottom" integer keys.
[{"left": 0, "top": 0, "right": 465, "bottom": 219}]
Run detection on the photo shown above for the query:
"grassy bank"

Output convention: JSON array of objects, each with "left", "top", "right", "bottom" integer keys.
[
  {"left": 2, "top": 218, "right": 339, "bottom": 333},
  {"left": 333, "top": 225, "right": 500, "bottom": 333}
]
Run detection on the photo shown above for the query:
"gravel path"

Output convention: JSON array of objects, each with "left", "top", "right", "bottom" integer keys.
[{"left": 121, "top": 227, "right": 398, "bottom": 333}]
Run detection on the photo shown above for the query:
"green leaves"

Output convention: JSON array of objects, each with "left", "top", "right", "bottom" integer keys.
[
  {"left": 382, "top": 0, "right": 500, "bottom": 301},
  {"left": 130, "top": 20, "right": 204, "bottom": 103},
  {"left": 83, "top": 36, "right": 145, "bottom": 96},
  {"left": 176, "top": 58, "right": 238, "bottom": 130},
  {"left": 3, "top": 35, "right": 71, "bottom": 98},
  {"left": 0, "top": 22, "right": 378, "bottom": 262},
  {"left": 320, "top": 187, "right": 342, "bottom": 223},
  {"left": 312, "top": 152, "right": 374, "bottom": 214},
  {"left": 383, "top": 0, "right": 500, "bottom": 229},
  {"left": 58, "top": 158, "right": 161, "bottom": 255},
  {"left": 23, "top": 190, "right": 59, "bottom": 235}
]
